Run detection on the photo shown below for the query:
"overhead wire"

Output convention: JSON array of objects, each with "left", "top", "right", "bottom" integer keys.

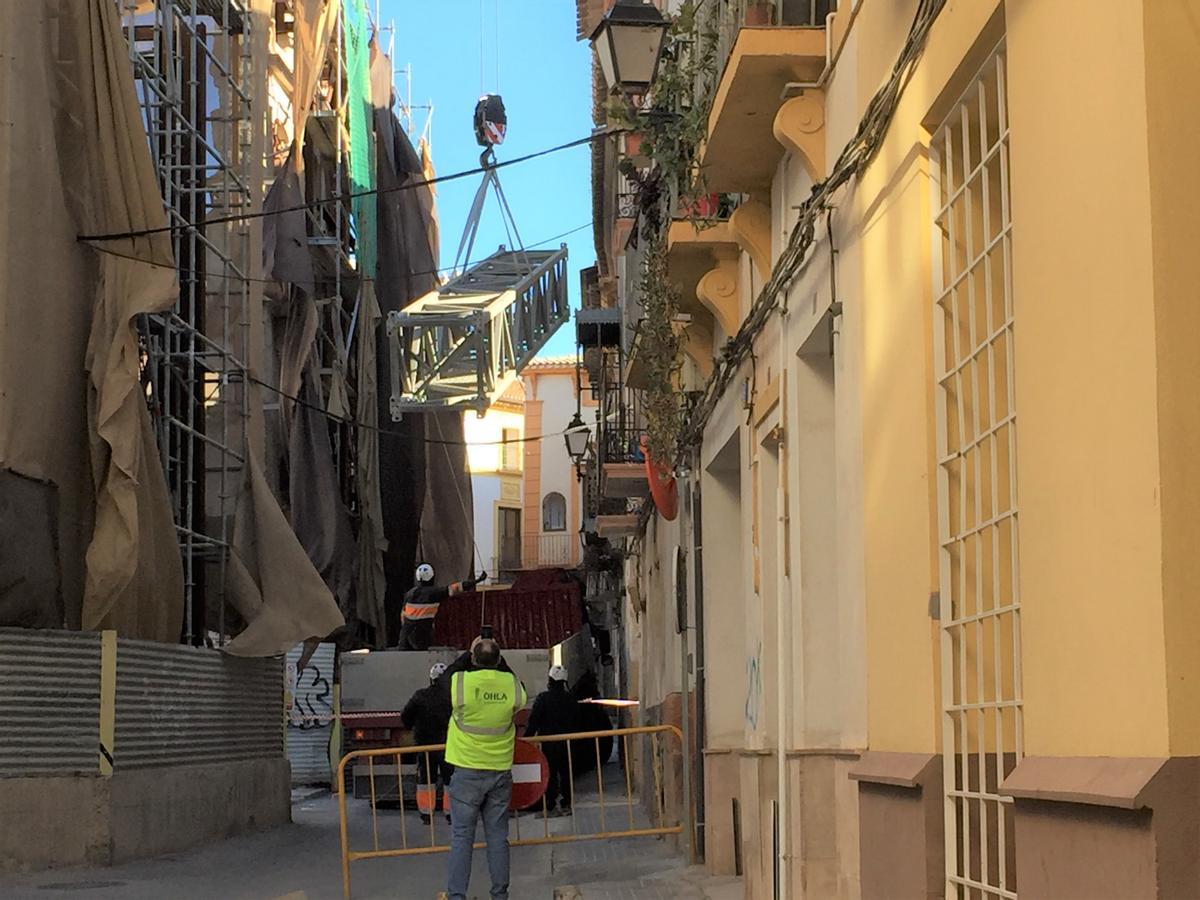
[
  {"left": 247, "top": 370, "right": 567, "bottom": 447},
  {"left": 77, "top": 131, "right": 606, "bottom": 242},
  {"left": 674, "top": 0, "right": 947, "bottom": 459},
  {"left": 79, "top": 220, "right": 593, "bottom": 286},
  {"left": 633, "top": 0, "right": 947, "bottom": 540}
]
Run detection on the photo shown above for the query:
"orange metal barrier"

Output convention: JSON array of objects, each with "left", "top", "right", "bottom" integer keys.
[{"left": 336, "top": 724, "right": 685, "bottom": 899}]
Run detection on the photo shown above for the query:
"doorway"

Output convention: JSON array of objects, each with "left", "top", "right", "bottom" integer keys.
[{"left": 497, "top": 506, "right": 521, "bottom": 577}]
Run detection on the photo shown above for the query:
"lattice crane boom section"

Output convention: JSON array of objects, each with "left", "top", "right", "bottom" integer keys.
[{"left": 386, "top": 247, "right": 570, "bottom": 417}]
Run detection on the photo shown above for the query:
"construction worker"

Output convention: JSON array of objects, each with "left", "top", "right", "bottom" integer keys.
[
  {"left": 524, "top": 665, "right": 578, "bottom": 815},
  {"left": 444, "top": 636, "right": 527, "bottom": 900},
  {"left": 400, "top": 661, "right": 453, "bottom": 825},
  {"left": 397, "top": 563, "right": 485, "bottom": 650}
]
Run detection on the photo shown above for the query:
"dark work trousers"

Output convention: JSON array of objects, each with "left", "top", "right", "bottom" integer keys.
[
  {"left": 397, "top": 618, "right": 435, "bottom": 650},
  {"left": 544, "top": 742, "right": 572, "bottom": 810},
  {"left": 421, "top": 750, "right": 455, "bottom": 813}
]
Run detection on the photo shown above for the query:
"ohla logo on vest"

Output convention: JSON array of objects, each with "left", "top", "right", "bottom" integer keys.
[{"left": 475, "top": 688, "right": 510, "bottom": 702}]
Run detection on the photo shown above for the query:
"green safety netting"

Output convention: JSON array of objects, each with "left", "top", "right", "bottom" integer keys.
[{"left": 344, "top": 0, "right": 376, "bottom": 279}]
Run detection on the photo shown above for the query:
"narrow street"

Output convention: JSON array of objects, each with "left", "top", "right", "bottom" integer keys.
[
  {"left": 0, "top": 767, "right": 739, "bottom": 900},
  {"left": 6, "top": 0, "right": 1200, "bottom": 897}
]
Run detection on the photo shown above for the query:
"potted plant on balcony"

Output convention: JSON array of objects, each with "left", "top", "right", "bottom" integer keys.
[
  {"left": 624, "top": 129, "right": 643, "bottom": 159},
  {"left": 678, "top": 191, "right": 721, "bottom": 220},
  {"left": 744, "top": 1, "right": 775, "bottom": 26},
  {"left": 641, "top": 437, "right": 679, "bottom": 521}
]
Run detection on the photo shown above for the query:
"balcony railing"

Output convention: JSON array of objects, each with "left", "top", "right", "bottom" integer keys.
[
  {"left": 617, "top": 169, "right": 639, "bottom": 221},
  {"left": 709, "top": 0, "right": 837, "bottom": 97},
  {"left": 523, "top": 533, "right": 578, "bottom": 568},
  {"left": 491, "top": 533, "right": 578, "bottom": 581},
  {"left": 673, "top": 192, "right": 740, "bottom": 223}
]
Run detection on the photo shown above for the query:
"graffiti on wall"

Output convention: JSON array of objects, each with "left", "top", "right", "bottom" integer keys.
[
  {"left": 745, "top": 642, "right": 762, "bottom": 730},
  {"left": 286, "top": 660, "right": 333, "bottom": 730}
]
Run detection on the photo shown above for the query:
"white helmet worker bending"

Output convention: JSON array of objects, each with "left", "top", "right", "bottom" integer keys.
[
  {"left": 429, "top": 662, "right": 448, "bottom": 682},
  {"left": 397, "top": 562, "right": 486, "bottom": 651}
]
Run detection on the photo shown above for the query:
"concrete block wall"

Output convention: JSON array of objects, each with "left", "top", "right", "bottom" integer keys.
[{"left": 0, "top": 758, "right": 290, "bottom": 872}]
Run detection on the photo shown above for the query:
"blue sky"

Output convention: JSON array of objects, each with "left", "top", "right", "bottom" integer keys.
[{"left": 382, "top": 0, "right": 593, "bottom": 358}]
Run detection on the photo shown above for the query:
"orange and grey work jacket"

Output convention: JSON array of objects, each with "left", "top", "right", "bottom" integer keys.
[{"left": 401, "top": 581, "right": 472, "bottom": 623}]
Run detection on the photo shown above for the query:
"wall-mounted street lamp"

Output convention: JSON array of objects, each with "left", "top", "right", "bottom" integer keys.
[
  {"left": 589, "top": 0, "right": 671, "bottom": 95},
  {"left": 564, "top": 412, "right": 592, "bottom": 469}
]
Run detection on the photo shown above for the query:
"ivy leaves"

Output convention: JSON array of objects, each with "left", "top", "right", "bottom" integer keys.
[{"left": 613, "top": 1, "right": 720, "bottom": 463}]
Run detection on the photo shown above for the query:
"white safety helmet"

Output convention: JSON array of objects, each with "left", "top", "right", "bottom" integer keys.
[
  {"left": 415, "top": 563, "right": 435, "bottom": 583},
  {"left": 429, "top": 662, "right": 448, "bottom": 681},
  {"left": 548, "top": 665, "right": 568, "bottom": 683}
]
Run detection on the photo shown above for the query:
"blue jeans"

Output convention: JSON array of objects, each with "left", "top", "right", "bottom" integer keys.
[{"left": 446, "top": 766, "right": 512, "bottom": 900}]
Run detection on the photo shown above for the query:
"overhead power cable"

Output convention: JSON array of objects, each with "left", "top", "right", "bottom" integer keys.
[
  {"left": 675, "top": 0, "right": 947, "bottom": 458},
  {"left": 77, "top": 131, "right": 607, "bottom": 243},
  {"left": 246, "top": 371, "right": 568, "bottom": 446},
  {"left": 80, "top": 221, "right": 593, "bottom": 286},
  {"left": 632, "top": 0, "right": 948, "bottom": 540}
]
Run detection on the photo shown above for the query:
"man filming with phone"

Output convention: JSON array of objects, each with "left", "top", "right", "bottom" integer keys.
[{"left": 441, "top": 627, "right": 527, "bottom": 900}]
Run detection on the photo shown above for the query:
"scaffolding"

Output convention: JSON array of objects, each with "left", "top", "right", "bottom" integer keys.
[
  {"left": 121, "top": 0, "right": 254, "bottom": 644},
  {"left": 305, "top": 8, "right": 359, "bottom": 493}
]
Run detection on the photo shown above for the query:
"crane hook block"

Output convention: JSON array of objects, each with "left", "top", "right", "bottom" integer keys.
[{"left": 474, "top": 94, "right": 507, "bottom": 147}]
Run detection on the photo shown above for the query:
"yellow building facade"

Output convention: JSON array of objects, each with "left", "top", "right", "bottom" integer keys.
[{"left": 596, "top": 0, "right": 1200, "bottom": 897}]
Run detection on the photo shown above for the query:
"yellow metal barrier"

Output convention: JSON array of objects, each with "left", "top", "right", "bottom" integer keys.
[{"left": 336, "top": 724, "right": 685, "bottom": 899}]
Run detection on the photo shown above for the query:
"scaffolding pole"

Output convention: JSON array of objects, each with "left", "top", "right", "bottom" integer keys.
[{"left": 122, "top": 0, "right": 252, "bottom": 645}]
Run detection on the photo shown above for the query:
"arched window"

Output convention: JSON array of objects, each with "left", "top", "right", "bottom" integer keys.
[{"left": 542, "top": 492, "right": 567, "bottom": 532}]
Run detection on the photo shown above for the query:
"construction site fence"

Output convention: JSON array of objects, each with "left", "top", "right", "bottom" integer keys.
[
  {"left": 0, "top": 627, "right": 284, "bottom": 777},
  {"left": 337, "top": 724, "right": 685, "bottom": 899}
]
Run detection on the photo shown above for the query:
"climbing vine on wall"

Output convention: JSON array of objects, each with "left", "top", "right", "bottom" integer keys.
[
  {"left": 608, "top": 0, "right": 720, "bottom": 462},
  {"left": 638, "top": 230, "right": 683, "bottom": 463}
]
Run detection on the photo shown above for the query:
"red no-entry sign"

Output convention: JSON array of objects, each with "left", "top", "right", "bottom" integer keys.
[{"left": 508, "top": 739, "right": 548, "bottom": 810}]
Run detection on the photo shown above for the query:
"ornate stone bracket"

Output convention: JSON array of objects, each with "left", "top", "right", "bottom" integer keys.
[
  {"left": 729, "top": 200, "right": 771, "bottom": 283},
  {"left": 696, "top": 259, "right": 741, "bottom": 338},
  {"left": 773, "top": 90, "right": 826, "bottom": 183}
]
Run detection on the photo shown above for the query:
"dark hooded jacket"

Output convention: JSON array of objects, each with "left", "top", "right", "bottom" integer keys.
[
  {"left": 400, "top": 682, "right": 452, "bottom": 746},
  {"left": 525, "top": 680, "right": 578, "bottom": 738}
]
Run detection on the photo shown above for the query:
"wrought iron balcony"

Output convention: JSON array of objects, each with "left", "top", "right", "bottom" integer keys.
[
  {"left": 491, "top": 534, "right": 580, "bottom": 583},
  {"left": 698, "top": 0, "right": 834, "bottom": 193},
  {"left": 713, "top": 0, "right": 837, "bottom": 70}
]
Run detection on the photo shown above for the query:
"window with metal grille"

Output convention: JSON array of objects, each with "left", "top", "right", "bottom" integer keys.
[
  {"left": 931, "top": 46, "right": 1022, "bottom": 900},
  {"left": 542, "top": 492, "right": 567, "bottom": 532}
]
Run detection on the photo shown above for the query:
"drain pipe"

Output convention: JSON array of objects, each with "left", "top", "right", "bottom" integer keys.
[
  {"left": 678, "top": 536, "right": 695, "bottom": 865},
  {"left": 779, "top": 3, "right": 862, "bottom": 99},
  {"left": 775, "top": 297, "right": 793, "bottom": 900},
  {"left": 691, "top": 451, "right": 708, "bottom": 863}
]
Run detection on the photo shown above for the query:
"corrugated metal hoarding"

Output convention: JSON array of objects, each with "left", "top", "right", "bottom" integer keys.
[
  {"left": 286, "top": 643, "right": 336, "bottom": 785},
  {"left": 0, "top": 628, "right": 101, "bottom": 776},
  {"left": 114, "top": 637, "right": 284, "bottom": 770}
]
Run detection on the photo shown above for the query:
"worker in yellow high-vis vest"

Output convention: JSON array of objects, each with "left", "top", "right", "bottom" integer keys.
[{"left": 443, "top": 636, "right": 527, "bottom": 900}]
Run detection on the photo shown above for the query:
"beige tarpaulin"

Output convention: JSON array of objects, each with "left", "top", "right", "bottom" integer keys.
[
  {"left": 419, "top": 412, "right": 476, "bottom": 582},
  {"left": 0, "top": 0, "right": 183, "bottom": 639},
  {"left": 224, "top": 458, "right": 345, "bottom": 656},
  {"left": 410, "top": 133, "right": 473, "bottom": 585},
  {"left": 226, "top": 0, "right": 347, "bottom": 655},
  {"left": 354, "top": 283, "right": 388, "bottom": 639},
  {"left": 293, "top": 0, "right": 336, "bottom": 154},
  {"left": 418, "top": 140, "right": 441, "bottom": 277}
]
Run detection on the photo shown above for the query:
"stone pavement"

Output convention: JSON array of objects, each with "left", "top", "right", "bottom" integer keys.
[{"left": 0, "top": 762, "right": 742, "bottom": 900}]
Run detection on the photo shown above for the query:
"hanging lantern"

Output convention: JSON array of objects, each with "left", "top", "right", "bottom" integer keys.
[{"left": 589, "top": 0, "right": 671, "bottom": 95}]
